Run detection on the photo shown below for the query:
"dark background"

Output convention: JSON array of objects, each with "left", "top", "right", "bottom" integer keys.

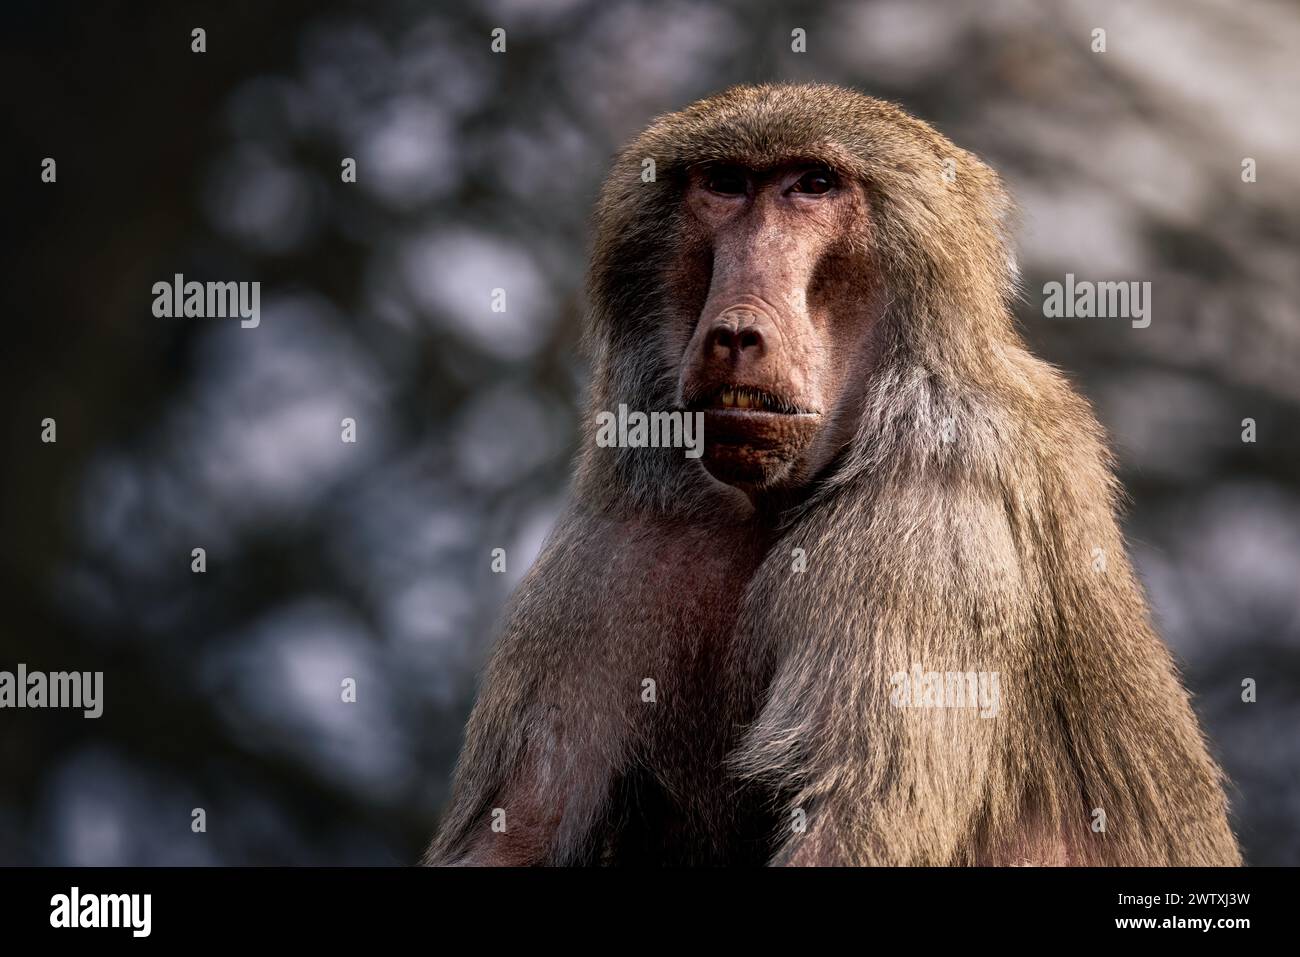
[{"left": 2, "top": 0, "right": 1297, "bottom": 865}]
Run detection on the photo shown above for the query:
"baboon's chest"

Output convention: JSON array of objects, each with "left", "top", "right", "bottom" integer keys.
[
  {"left": 592, "top": 518, "right": 773, "bottom": 825},
  {"left": 600, "top": 520, "right": 766, "bottom": 702}
]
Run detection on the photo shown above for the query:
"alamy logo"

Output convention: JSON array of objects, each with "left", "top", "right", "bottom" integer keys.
[
  {"left": 0, "top": 664, "right": 103, "bottom": 718},
  {"left": 152, "top": 273, "right": 260, "bottom": 328},
  {"left": 889, "top": 663, "right": 1001, "bottom": 718},
  {"left": 1042, "top": 273, "right": 1151, "bottom": 328},
  {"left": 595, "top": 404, "right": 705, "bottom": 459},
  {"left": 50, "top": 887, "right": 151, "bottom": 937}
]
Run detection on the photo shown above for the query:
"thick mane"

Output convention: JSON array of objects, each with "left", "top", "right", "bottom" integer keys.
[{"left": 732, "top": 344, "right": 1236, "bottom": 864}]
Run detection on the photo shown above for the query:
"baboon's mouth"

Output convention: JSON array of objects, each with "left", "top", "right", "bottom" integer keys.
[
  {"left": 684, "top": 384, "right": 821, "bottom": 492},
  {"left": 688, "top": 386, "right": 815, "bottom": 416}
]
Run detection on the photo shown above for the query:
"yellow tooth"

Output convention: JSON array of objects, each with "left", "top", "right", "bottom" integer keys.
[
  {"left": 722, "top": 389, "right": 735, "bottom": 407},
  {"left": 737, "top": 392, "right": 751, "bottom": 408}
]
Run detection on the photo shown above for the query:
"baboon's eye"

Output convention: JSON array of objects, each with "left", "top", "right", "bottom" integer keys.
[
  {"left": 791, "top": 168, "right": 837, "bottom": 195},
  {"left": 703, "top": 166, "right": 748, "bottom": 196}
]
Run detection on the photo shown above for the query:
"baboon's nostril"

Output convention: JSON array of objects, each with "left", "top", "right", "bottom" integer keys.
[
  {"left": 704, "top": 318, "right": 767, "bottom": 367},
  {"left": 706, "top": 327, "right": 740, "bottom": 361}
]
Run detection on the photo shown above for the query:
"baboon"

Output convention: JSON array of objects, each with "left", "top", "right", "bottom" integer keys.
[{"left": 425, "top": 83, "right": 1240, "bottom": 866}]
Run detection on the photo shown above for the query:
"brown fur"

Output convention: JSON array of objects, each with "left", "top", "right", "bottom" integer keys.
[{"left": 425, "top": 84, "right": 1240, "bottom": 866}]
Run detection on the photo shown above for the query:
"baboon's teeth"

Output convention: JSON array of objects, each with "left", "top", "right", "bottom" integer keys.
[{"left": 706, "top": 385, "right": 802, "bottom": 413}]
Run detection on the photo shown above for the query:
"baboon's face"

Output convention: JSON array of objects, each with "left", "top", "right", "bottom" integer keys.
[{"left": 674, "top": 159, "right": 879, "bottom": 495}]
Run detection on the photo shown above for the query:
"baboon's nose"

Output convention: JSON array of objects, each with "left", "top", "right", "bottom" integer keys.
[{"left": 704, "top": 313, "right": 767, "bottom": 370}]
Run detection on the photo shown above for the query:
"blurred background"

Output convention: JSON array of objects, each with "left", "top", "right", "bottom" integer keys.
[{"left": 1, "top": 0, "right": 1297, "bottom": 865}]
